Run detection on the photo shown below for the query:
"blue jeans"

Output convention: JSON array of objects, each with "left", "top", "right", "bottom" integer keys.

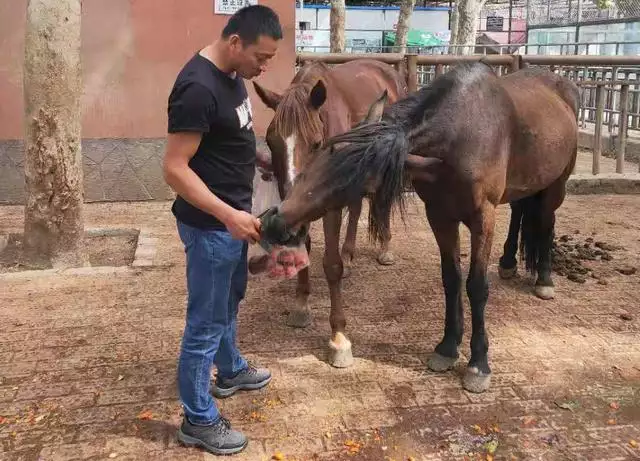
[{"left": 176, "top": 221, "right": 249, "bottom": 425}]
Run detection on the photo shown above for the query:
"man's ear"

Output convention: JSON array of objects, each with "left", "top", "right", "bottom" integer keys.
[
  {"left": 405, "top": 155, "right": 441, "bottom": 182},
  {"left": 364, "top": 90, "right": 388, "bottom": 123},
  {"left": 253, "top": 81, "right": 282, "bottom": 111},
  {"left": 309, "top": 79, "right": 327, "bottom": 109}
]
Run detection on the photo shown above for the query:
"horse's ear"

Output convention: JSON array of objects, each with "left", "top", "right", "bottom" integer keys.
[
  {"left": 364, "top": 90, "right": 388, "bottom": 123},
  {"left": 253, "top": 81, "right": 282, "bottom": 111},
  {"left": 309, "top": 79, "right": 327, "bottom": 109}
]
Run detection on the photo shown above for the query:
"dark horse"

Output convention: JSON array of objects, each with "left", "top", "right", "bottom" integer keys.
[
  {"left": 251, "top": 59, "right": 407, "bottom": 365},
  {"left": 261, "top": 62, "right": 579, "bottom": 392}
]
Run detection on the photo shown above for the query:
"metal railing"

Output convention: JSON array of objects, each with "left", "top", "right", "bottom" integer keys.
[
  {"left": 296, "top": 52, "right": 640, "bottom": 175},
  {"left": 296, "top": 41, "right": 640, "bottom": 56}
]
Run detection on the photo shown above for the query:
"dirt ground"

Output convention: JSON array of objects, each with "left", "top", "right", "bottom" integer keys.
[{"left": 0, "top": 195, "right": 639, "bottom": 461}]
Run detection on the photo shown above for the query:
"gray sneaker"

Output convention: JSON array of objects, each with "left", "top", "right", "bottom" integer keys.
[
  {"left": 212, "top": 363, "right": 272, "bottom": 399},
  {"left": 177, "top": 416, "right": 247, "bottom": 455}
]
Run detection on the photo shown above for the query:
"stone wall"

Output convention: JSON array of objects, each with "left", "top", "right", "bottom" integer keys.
[{"left": 0, "top": 138, "right": 270, "bottom": 204}]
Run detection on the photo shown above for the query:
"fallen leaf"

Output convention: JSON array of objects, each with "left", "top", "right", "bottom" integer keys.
[
  {"left": 483, "top": 440, "right": 499, "bottom": 454},
  {"left": 117, "top": 375, "right": 124, "bottom": 381},
  {"left": 472, "top": 424, "right": 484, "bottom": 434},
  {"left": 607, "top": 418, "right": 617, "bottom": 425},
  {"left": 554, "top": 399, "right": 580, "bottom": 411},
  {"left": 136, "top": 410, "right": 153, "bottom": 420},
  {"left": 10, "top": 431, "right": 17, "bottom": 438},
  {"left": 408, "top": 457, "right": 416, "bottom": 461},
  {"left": 522, "top": 416, "right": 537, "bottom": 427},
  {"left": 109, "top": 453, "right": 118, "bottom": 459},
  {"left": 0, "top": 416, "right": 6, "bottom": 425},
  {"left": 609, "top": 401, "right": 620, "bottom": 410},
  {"left": 34, "top": 414, "right": 46, "bottom": 423},
  {"left": 272, "top": 452, "right": 284, "bottom": 461},
  {"left": 630, "top": 439, "right": 638, "bottom": 448},
  {"left": 487, "top": 455, "right": 494, "bottom": 461},
  {"left": 324, "top": 432, "right": 332, "bottom": 439}
]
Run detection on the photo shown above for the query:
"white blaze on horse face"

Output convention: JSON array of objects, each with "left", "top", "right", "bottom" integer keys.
[{"left": 285, "top": 134, "right": 297, "bottom": 185}]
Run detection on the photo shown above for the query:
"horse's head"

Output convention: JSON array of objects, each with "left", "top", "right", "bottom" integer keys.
[
  {"left": 260, "top": 91, "right": 441, "bottom": 246},
  {"left": 253, "top": 79, "right": 327, "bottom": 200}
]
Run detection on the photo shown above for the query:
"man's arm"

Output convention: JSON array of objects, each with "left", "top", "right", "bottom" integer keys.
[{"left": 162, "top": 132, "right": 261, "bottom": 242}]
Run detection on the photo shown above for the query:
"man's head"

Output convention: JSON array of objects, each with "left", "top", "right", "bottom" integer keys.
[{"left": 221, "top": 5, "right": 282, "bottom": 79}]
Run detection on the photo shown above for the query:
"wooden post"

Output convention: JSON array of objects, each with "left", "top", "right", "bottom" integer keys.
[
  {"left": 407, "top": 53, "right": 418, "bottom": 93},
  {"left": 593, "top": 83, "right": 605, "bottom": 175},
  {"left": 617, "top": 83, "right": 629, "bottom": 174}
]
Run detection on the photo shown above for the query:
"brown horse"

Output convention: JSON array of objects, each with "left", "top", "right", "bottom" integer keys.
[
  {"left": 251, "top": 59, "right": 407, "bottom": 361},
  {"left": 260, "top": 62, "right": 579, "bottom": 392}
]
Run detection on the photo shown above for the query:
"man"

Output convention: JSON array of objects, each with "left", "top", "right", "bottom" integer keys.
[{"left": 162, "top": 5, "right": 282, "bottom": 456}]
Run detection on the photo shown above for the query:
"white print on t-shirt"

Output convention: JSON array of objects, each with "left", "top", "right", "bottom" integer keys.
[{"left": 235, "top": 97, "right": 253, "bottom": 130}]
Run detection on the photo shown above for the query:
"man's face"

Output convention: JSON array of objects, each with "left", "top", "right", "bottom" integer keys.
[{"left": 229, "top": 35, "right": 279, "bottom": 79}]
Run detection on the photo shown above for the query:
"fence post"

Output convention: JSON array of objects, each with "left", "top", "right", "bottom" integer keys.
[
  {"left": 593, "top": 83, "right": 605, "bottom": 175},
  {"left": 617, "top": 83, "right": 629, "bottom": 174},
  {"left": 510, "top": 55, "right": 521, "bottom": 73},
  {"left": 407, "top": 53, "right": 418, "bottom": 93}
]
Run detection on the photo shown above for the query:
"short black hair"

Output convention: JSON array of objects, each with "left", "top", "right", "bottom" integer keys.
[{"left": 221, "top": 5, "right": 283, "bottom": 44}]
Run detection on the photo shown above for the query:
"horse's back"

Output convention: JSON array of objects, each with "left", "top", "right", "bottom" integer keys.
[
  {"left": 326, "top": 60, "right": 408, "bottom": 124},
  {"left": 499, "top": 68, "right": 579, "bottom": 202}
]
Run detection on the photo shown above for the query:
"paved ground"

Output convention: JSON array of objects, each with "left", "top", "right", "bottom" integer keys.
[
  {"left": 574, "top": 148, "right": 637, "bottom": 175},
  {"left": 1, "top": 196, "right": 639, "bottom": 461}
]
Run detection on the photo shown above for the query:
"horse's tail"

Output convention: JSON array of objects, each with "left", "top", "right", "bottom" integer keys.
[
  {"left": 518, "top": 192, "right": 544, "bottom": 275},
  {"left": 322, "top": 121, "right": 411, "bottom": 244}
]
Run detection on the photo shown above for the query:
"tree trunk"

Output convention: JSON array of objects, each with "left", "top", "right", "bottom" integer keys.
[
  {"left": 395, "top": 0, "right": 416, "bottom": 54},
  {"left": 455, "top": 0, "right": 485, "bottom": 55},
  {"left": 23, "top": 0, "right": 85, "bottom": 269},
  {"left": 449, "top": 5, "right": 460, "bottom": 54},
  {"left": 330, "top": 0, "right": 346, "bottom": 53}
]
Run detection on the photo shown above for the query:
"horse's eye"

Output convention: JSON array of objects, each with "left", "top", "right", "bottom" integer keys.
[{"left": 312, "top": 142, "right": 321, "bottom": 151}]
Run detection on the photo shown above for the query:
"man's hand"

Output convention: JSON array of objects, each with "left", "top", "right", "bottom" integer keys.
[{"left": 223, "top": 210, "right": 261, "bottom": 243}]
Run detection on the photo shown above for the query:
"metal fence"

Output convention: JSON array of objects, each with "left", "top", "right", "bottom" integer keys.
[
  {"left": 296, "top": 52, "right": 640, "bottom": 174},
  {"left": 297, "top": 41, "right": 640, "bottom": 56}
]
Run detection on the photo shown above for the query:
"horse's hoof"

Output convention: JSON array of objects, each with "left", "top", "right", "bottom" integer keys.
[
  {"left": 498, "top": 265, "right": 517, "bottom": 279},
  {"left": 376, "top": 251, "right": 395, "bottom": 266},
  {"left": 328, "top": 333, "right": 354, "bottom": 368},
  {"left": 286, "top": 309, "right": 312, "bottom": 328},
  {"left": 427, "top": 353, "right": 458, "bottom": 372},
  {"left": 463, "top": 367, "right": 492, "bottom": 393},
  {"left": 534, "top": 285, "right": 555, "bottom": 300}
]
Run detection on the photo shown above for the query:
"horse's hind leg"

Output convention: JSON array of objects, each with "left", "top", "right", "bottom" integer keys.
[
  {"left": 341, "top": 201, "right": 361, "bottom": 279},
  {"left": 464, "top": 201, "right": 496, "bottom": 393},
  {"left": 426, "top": 208, "right": 464, "bottom": 373},
  {"left": 286, "top": 234, "right": 313, "bottom": 328},
  {"left": 498, "top": 201, "right": 523, "bottom": 279},
  {"left": 376, "top": 225, "right": 395, "bottom": 266},
  {"left": 533, "top": 177, "right": 568, "bottom": 300},
  {"left": 324, "top": 210, "right": 353, "bottom": 368}
]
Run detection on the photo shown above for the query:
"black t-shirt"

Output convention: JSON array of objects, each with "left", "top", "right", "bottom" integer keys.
[{"left": 167, "top": 52, "right": 256, "bottom": 230}]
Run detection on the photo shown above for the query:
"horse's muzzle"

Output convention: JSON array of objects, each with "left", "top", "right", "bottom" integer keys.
[{"left": 258, "top": 206, "right": 308, "bottom": 250}]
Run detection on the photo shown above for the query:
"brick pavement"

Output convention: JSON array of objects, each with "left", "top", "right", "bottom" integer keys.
[{"left": 1, "top": 196, "right": 639, "bottom": 461}]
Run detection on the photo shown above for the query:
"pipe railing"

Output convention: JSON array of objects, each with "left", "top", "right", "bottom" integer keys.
[{"left": 296, "top": 52, "right": 640, "bottom": 175}]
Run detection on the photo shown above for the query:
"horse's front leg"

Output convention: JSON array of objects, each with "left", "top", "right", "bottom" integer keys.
[
  {"left": 324, "top": 210, "right": 353, "bottom": 367},
  {"left": 341, "top": 201, "right": 361, "bottom": 279},
  {"left": 426, "top": 208, "right": 464, "bottom": 373},
  {"left": 286, "top": 233, "right": 313, "bottom": 328},
  {"left": 464, "top": 202, "right": 496, "bottom": 393}
]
